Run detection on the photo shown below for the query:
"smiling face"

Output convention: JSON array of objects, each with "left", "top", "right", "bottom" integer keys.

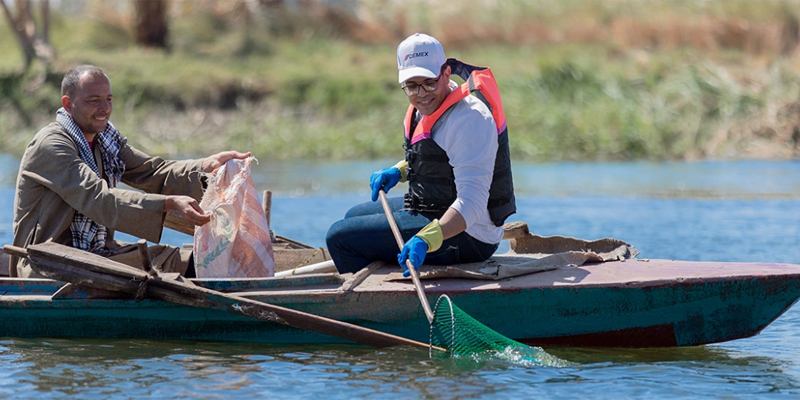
[
  {"left": 62, "top": 72, "right": 113, "bottom": 139},
  {"left": 404, "top": 66, "right": 451, "bottom": 116}
]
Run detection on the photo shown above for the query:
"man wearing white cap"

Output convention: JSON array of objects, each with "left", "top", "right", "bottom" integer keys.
[{"left": 326, "top": 33, "right": 515, "bottom": 275}]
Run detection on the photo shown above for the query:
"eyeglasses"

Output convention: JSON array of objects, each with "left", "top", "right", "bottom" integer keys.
[{"left": 401, "top": 76, "right": 441, "bottom": 96}]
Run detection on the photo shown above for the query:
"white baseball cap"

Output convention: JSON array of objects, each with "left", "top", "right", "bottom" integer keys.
[{"left": 397, "top": 33, "right": 446, "bottom": 83}]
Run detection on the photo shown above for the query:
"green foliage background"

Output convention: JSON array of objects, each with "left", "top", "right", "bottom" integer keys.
[{"left": 1, "top": 0, "right": 799, "bottom": 161}]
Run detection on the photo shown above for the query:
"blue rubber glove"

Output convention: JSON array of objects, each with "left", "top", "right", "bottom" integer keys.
[
  {"left": 398, "top": 236, "right": 429, "bottom": 277},
  {"left": 370, "top": 167, "right": 402, "bottom": 202}
]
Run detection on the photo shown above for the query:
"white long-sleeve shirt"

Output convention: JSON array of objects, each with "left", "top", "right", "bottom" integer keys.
[{"left": 429, "top": 90, "right": 505, "bottom": 245}]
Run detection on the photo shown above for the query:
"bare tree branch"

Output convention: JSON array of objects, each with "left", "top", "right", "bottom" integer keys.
[
  {"left": 1, "top": 0, "right": 36, "bottom": 69},
  {"left": 0, "top": 0, "right": 54, "bottom": 71},
  {"left": 40, "top": 0, "right": 49, "bottom": 45}
]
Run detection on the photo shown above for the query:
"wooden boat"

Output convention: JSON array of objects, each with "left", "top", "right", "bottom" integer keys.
[{"left": 1, "top": 221, "right": 800, "bottom": 348}]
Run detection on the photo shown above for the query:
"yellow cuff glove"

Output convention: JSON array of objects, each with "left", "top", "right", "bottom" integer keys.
[
  {"left": 416, "top": 219, "right": 443, "bottom": 253},
  {"left": 392, "top": 160, "right": 409, "bottom": 182}
]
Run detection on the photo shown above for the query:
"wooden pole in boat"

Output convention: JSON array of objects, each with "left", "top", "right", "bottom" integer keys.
[
  {"left": 136, "top": 239, "right": 154, "bottom": 273},
  {"left": 263, "top": 190, "right": 272, "bottom": 228},
  {"left": 378, "top": 190, "right": 435, "bottom": 324},
  {"left": 4, "top": 245, "right": 27, "bottom": 259},
  {"left": 22, "top": 242, "right": 436, "bottom": 350},
  {"left": 263, "top": 190, "right": 276, "bottom": 243}
]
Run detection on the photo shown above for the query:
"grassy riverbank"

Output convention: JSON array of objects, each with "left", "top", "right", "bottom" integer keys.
[{"left": 1, "top": 1, "right": 800, "bottom": 161}]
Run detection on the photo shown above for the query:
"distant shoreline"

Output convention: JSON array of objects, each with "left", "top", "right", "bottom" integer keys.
[{"left": 1, "top": 1, "right": 799, "bottom": 161}]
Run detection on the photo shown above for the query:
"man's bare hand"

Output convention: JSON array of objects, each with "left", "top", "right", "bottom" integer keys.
[
  {"left": 165, "top": 195, "right": 211, "bottom": 226},
  {"left": 201, "top": 151, "right": 252, "bottom": 173}
]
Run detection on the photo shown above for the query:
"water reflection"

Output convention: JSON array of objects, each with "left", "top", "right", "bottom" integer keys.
[
  {"left": 549, "top": 345, "right": 779, "bottom": 365},
  {"left": 0, "top": 339, "right": 572, "bottom": 399},
  {"left": 1, "top": 336, "right": 798, "bottom": 399}
]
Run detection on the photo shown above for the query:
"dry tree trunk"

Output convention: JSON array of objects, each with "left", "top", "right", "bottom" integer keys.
[
  {"left": 133, "top": 0, "right": 168, "bottom": 48},
  {"left": 0, "top": 0, "right": 53, "bottom": 71}
]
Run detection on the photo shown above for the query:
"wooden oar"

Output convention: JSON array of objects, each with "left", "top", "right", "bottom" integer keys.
[
  {"left": 378, "top": 190, "right": 435, "bottom": 323},
  {"left": 11, "top": 242, "right": 433, "bottom": 350}
]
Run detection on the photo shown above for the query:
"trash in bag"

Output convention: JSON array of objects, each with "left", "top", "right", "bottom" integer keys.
[{"left": 193, "top": 156, "right": 274, "bottom": 278}]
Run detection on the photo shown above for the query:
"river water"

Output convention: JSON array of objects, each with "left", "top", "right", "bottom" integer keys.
[{"left": 0, "top": 156, "right": 799, "bottom": 399}]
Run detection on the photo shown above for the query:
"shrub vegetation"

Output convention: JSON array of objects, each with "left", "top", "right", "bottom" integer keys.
[{"left": 1, "top": 0, "right": 799, "bottom": 161}]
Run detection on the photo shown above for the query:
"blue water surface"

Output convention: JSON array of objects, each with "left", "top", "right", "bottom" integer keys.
[{"left": 0, "top": 156, "right": 799, "bottom": 399}]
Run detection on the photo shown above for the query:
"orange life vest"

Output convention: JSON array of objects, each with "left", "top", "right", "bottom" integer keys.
[{"left": 402, "top": 58, "right": 515, "bottom": 226}]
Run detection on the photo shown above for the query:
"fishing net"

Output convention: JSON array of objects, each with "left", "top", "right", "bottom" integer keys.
[{"left": 430, "top": 295, "right": 567, "bottom": 366}]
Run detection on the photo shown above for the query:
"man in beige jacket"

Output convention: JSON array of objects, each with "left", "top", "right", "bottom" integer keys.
[{"left": 12, "top": 65, "right": 250, "bottom": 278}]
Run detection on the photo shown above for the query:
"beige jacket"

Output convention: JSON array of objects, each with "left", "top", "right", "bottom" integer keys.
[{"left": 12, "top": 122, "right": 205, "bottom": 277}]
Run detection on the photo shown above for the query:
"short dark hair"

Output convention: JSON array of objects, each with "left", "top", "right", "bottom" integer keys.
[{"left": 61, "top": 65, "right": 106, "bottom": 97}]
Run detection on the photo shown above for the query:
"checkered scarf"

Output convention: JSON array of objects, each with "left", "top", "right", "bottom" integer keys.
[{"left": 56, "top": 108, "right": 127, "bottom": 254}]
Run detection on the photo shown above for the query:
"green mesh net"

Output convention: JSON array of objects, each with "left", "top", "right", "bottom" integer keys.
[{"left": 430, "top": 295, "right": 570, "bottom": 366}]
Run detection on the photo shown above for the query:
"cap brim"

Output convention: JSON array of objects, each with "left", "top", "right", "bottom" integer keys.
[{"left": 399, "top": 67, "right": 439, "bottom": 83}]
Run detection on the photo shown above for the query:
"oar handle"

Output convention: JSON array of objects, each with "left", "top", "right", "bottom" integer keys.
[
  {"left": 378, "top": 190, "right": 435, "bottom": 323},
  {"left": 4, "top": 245, "right": 28, "bottom": 258}
]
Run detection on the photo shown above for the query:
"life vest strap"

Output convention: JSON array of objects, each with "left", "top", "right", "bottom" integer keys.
[
  {"left": 409, "top": 174, "right": 454, "bottom": 186},
  {"left": 411, "top": 153, "right": 450, "bottom": 163}
]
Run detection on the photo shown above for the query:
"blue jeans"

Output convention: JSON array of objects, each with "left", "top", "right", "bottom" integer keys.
[{"left": 325, "top": 197, "right": 499, "bottom": 274}]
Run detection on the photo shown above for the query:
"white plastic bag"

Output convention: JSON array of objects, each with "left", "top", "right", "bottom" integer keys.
[{"left": 193, "top": 157, "right": 274, "bottom": 277}]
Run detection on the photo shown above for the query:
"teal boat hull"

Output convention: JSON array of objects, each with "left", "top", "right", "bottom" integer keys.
[{"left": 2, "top": 259, "right": 800, "bottom": 347}]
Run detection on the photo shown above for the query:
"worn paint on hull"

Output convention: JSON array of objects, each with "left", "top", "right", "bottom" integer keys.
[{"left": 1, "top": 259, "right": 799, "bottom": 347}]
